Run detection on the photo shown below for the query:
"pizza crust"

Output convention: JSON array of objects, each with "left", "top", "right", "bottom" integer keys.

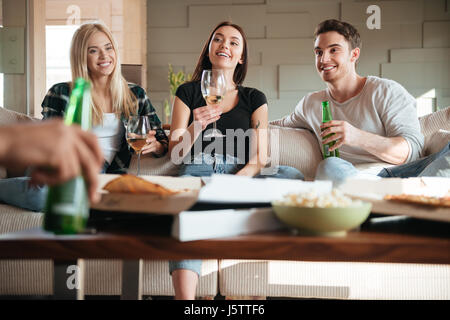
[
  {"left": 384, "top": 193, "right": 450, "bottom": 208},
  {"left": 103, "top": 174, "right": 179, "bottom": 196}
]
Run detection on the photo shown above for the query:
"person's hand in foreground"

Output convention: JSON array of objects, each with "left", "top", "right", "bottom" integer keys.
[{"left": 0, "top": 120, "right": 104, "bottom": 203}]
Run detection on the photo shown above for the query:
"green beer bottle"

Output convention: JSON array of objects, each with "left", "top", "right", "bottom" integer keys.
[
  {"left": 321, "top": 100, "right": 340, "bottom": 159},
  {"left": 43, "top": 78, "right": 92, "bottom": 234}
]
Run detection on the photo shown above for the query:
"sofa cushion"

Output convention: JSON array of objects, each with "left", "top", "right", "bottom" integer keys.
[
  {"left": 128, "top": 154, "right": 179, "bottom": 176},
  {"left": 219, "top": 259, "right": 450, "bottom": 299},
  {"left": 0, "top": 258, "right": 219, "bottom": 297},
  {"left": 0, "top": 203, "right": 218, "bottom": 297},
  {"left": 129, "top": 125, "right": 325, "bottom": 179},
  {"left": 0, "top": 204, "right": 43, "bottom": 234},
  {"left": 83, "top": 259, "right": 218, "bottom": 297},
  {"left": 269, "top": 125, "right": 322, "bottom": 180}
]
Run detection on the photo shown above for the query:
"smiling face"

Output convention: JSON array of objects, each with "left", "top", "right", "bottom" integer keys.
[
  {"left": 86, "top": 31, "right": 116, "bottom": 79},
  {"left": 314, "top": 31, "right": 360, "bottom": 83},
  {"left": 208, "top": 26, "right": 244, "bottom": 71}
]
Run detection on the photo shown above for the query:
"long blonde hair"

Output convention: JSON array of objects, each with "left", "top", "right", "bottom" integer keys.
[{"left": 70, "top": 22, "right": 136, "bottom": 124}]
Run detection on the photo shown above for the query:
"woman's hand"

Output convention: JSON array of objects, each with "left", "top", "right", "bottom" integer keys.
[
  {"left": 236, "top": 163, "right": 262, "bottom": 177},
  {"left": 192, "top": 105, "right": 222, "bottom": 130},
  {"left": 141, "top": 130, "right": 164, "bottom": 156}
]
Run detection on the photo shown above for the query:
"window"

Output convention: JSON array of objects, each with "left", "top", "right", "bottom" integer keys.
[
  {"left": 46, "top": 25, "right": 78, "bottom": 91},
  {"left": 416, "top": 89, "right": 436, "bottom": 118}
]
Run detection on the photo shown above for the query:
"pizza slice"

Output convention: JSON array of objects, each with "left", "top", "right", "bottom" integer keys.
[
  {"left": 384, "top": 193, "right": 450, "bottom": 208},
  {"left": 103, "top": 174, "right": 178, "bottom": 196}
]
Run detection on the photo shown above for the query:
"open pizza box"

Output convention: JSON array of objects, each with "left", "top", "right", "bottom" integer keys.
[
  {"left": 340, "top": 177, "right": 450, "bottom": 222},
  {"left": 90, "top": 174, "right": 334, "bottom": 216},
  {"left": 90, "top": 174, "right": 202, "bottom": 215}
]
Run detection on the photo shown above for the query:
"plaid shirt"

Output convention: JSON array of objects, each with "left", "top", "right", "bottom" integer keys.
[{"left": 41, "top": 82, "right": 168, "bottom": 174}]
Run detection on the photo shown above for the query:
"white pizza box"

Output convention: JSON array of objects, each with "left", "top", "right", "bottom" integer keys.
[
  {"left": 90, "top": 174, "right": 288, "bottom": 241},
  {"left": 91, "top": 174, "right": 202, "bottom": 215}
]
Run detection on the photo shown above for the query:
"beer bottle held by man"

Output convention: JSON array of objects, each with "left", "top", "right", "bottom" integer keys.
[
  {"left": 43, "top": 78, "right": 92, "bottom": 234},
  {"left": 321, "top": 100, "right": 340, "bottom": 159}
]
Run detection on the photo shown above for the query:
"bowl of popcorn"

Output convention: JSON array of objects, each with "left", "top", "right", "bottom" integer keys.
[{"left": 272, "top": 189, "right": 372, "bottom": 237}]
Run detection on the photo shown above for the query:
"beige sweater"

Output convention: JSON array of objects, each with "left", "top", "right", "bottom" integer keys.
[{"left": 271, "top": 76, "right": 424, "bottom": 164}]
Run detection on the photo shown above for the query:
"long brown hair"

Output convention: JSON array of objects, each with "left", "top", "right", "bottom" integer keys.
[
  {"left": 191, "top": 21, "right": 248, "bottom": 85},
  {"left": 70, "top": 22, "right": 137, "bottom": 124}
]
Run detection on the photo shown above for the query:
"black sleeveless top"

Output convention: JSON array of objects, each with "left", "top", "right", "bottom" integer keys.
[{"left": 176, "top": 81, "right": 267, "bottom": 163}]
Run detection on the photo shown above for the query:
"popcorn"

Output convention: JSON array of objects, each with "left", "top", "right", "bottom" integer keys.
[{"left": 277, "top": 189, "right": 362, "bottom": 208}]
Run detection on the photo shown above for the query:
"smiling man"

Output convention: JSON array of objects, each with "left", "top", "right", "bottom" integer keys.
[{"left": 272, "top": 19, "right": 449, "bottom": 184}]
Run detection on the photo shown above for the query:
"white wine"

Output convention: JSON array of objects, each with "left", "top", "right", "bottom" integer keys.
[
  {"left": 204, "top": 95, "right": 223, "bottom": 105},
  {"left": 127, "top": 138, "right": 147, "bottom": 152}
]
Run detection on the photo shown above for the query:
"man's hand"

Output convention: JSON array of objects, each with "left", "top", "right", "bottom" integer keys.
[
  {"left": 192, "top": 105, "right": 222, "bottom": 130},
  {"left": 0, "top": 120, "right": 103, "bottom": 203},
  {"left": 320, "top": 120, "right": 410, "bottom": 164},
  {"left": 320, "top": 120, "right": 361, "bottom": 151}
]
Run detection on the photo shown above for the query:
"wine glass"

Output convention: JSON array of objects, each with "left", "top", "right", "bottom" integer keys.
[
  {"left": 201, "top": 69, "right": 226, "bottom": 139},
  {"left": 126, "top": 115, "right": 151, "bottom": 176}
]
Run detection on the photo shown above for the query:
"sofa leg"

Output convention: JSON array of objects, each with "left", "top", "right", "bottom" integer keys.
[
  {"left": 121, "top": 260, "right": 143, "bottom": 300},
  {"left": 53, "top": 259, "right": 85, "bottom": 300}
]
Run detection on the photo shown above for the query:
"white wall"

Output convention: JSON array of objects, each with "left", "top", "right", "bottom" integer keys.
[{"left": 147, "top": 0, "right": 450, "bottom": 121}]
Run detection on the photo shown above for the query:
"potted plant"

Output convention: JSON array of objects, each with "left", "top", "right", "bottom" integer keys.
[{"left": 163, "top": 64, "right": 191, "bottom": 124}]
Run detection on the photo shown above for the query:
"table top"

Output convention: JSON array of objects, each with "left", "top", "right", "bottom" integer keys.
[{"left": 0, "top": 215, "right": 449, "bottom": 264}]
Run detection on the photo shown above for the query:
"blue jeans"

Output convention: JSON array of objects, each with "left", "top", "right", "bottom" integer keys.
[
  {"left": 377, "top": 142, "right": 450, "bottom": 178},
  {"left": 179, "top": 153, "right": 304, "bottom": 179},
  {"left": 0, "top": 176, "right": 48, "bottom": 212},
  {"left": 0, "top": 161, "right": 110, "bottom": 212},
  {"left": 169, "top": 153, "right": 304, "bottom": 277},
  {"left": 315, "top": 142, "right": 450, "bottom": 186}
]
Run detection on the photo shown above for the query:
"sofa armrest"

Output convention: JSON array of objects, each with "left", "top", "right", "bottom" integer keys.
[
  {"left": 422, "top": 130, "right": 450, "bottom": 156},
  {"left": 0, "top": 108, "right": 39, "bottom": 179},
  {"left": 419, "top": 107, "right": 450, "bottom": 139},
  {"left": 420, "top": 107, "right": 450, "bottom": 156},
  {"left": 0, "top": 107, "right": 38, "bottom": 126}
]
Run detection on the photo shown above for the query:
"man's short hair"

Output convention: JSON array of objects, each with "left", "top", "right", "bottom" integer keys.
[{"left": 314, "top": 19, "right": 361, "bottom": 50}]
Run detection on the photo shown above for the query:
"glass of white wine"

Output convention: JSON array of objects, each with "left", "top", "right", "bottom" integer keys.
[
  {"left": 126, "top": 115, "right": 151, "bottom": 176},
  {"left": 201, "top": 69, "right": 226, "bottom": 139}
]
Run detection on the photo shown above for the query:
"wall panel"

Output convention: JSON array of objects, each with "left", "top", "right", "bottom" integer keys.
[{"left": 147, "top": 0, "right": 450, "bottom": 121}]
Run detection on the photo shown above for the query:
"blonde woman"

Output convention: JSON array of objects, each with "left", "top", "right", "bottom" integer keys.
[
  {"left": 42, "top": 22, "right": 168, "bottom": 172},
  {"left": 0, "top": 22, "right": 167, "bottom": 211}
]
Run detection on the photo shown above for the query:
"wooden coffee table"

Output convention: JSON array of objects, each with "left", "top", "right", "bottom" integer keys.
[{"left": 0, "top": 215, "right": 449, "bottom": 299}]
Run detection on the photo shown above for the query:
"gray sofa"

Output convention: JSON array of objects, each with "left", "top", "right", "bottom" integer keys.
[{"left": 0, "top": 106, "right": 449, "bottom": 299}]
